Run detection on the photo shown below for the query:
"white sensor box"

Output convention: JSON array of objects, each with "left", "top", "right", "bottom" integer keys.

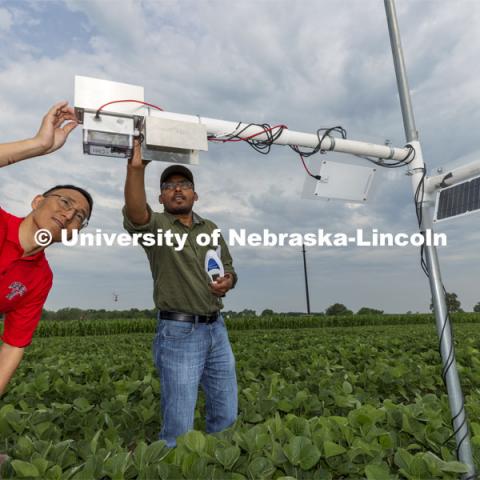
[{"left": 302, "top": 159, "right": 376, "bottom": 203}]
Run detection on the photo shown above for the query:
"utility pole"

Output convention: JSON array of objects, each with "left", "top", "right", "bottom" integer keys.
[{"left": 302, "top": 244, "right": 311, "bottom": 314}]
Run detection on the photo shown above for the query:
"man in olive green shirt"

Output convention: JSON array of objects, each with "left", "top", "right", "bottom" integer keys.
[{"left": 123, "top": 142, "right": 238, "bottom": 447}]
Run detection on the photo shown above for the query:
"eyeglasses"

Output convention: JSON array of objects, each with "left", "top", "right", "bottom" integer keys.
[
  {"left": 161, "top": 181, "right": 194, "bottom": 191},
  {"left": 45, "top": 194, "right": 89, "bottom": 228}
]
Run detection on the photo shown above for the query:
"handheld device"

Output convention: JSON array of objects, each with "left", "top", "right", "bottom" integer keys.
[{"left": 205, "top": 247, "right": 224, "bottom": 282}]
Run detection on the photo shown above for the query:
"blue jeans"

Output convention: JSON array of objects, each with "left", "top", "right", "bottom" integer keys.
[{"left": 153, "top": 313, "right": 238, "bottom": 447}]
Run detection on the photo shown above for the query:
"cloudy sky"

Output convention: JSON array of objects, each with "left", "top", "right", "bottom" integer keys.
[{"left": 1, "top": 0, "right": 480, "bottom": 314}]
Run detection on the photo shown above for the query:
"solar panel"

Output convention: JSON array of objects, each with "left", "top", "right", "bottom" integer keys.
[{"left": 434, "top": 175, "right": 480, "bottom": 222}]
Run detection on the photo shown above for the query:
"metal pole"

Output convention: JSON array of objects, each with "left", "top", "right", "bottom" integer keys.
[
  {"left": 384, "top": 0, "right": 418, "bottom": 142},
  {"left": 384, "top": 0, "right": 476, "bottom": 476},
  {"left": 302, "top": 244, "right": 311, "bottom": 314}
]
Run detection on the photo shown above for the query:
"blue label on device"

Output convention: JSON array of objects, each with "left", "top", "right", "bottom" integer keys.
[{"left": 208, "top": 258, "right": 220, "bottom": 271}]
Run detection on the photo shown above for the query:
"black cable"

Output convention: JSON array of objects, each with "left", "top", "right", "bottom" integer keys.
[
  {"left": 415, "top": 166, "right": 471, "bottom": 465},
  {"left": 289, "top": 126, "right": 346, "bottom": 158},
  {"left": 355, "top": 143, "right": 416, "bottom": 168},
  {"left": 420, "top": 243, "right": 429, "bottom": 278},
  {"left": 209, "top": 122, "right": 287, "bottom": 155},
  {"left": 319, "top": 127, "right": 347, "bottom": 153},
  {"left": 414, "top": 164, "right": 426, "bottom": 229},
  {"left": 437, "top": 285, "right": 466, "bottom": 457},
  {"left": 247, "top": 123, "right": 285, "bottom": 154},
  {"left": 444, "top": 397, "right": 467, "bottom": 445},
  {"left": 288, "top": 126, "right": 347, "bottom": 180},
  {"left": 415, "top": 169, "right": 430, "bottom": 278}
]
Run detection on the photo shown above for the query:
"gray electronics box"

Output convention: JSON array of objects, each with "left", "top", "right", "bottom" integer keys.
[
  {"left": 75, "top": 76, "right": 144, "bottom": 158},
  {"left": 82, "top": 111, "right": 136, "bottom": 158}
]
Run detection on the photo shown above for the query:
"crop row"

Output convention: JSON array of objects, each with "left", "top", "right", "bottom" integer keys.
[
  {"left": 2, "top": 313, "right": 480, "bottom": 338},
  {"left": 1, "top": 324, "right": 479, "bottom": 478}
]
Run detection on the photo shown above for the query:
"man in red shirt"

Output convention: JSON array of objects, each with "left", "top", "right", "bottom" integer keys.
[{"left": 0, "top": 102, "right": 93, "bottom": 395}]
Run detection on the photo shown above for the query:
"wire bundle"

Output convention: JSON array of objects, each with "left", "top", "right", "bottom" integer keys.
[
  {"left": 355, "top": 143, "right": 416, "bottom": 168},
  {"left": 208, "top": 123, "right": 287, "bottom": 155},
  {"left": 209, "top": 122, "right": 321, "bottom": 179}
]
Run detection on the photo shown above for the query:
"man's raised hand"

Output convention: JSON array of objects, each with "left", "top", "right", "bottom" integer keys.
[
  {"left": 128, "top": 139, "right": 150, "bottom": 169},
  {"left": 35, "top": 101, "right": 78, "bottom": 154},
  {"left": 0, "top": 101, "right": 78, "bottom": 168}
]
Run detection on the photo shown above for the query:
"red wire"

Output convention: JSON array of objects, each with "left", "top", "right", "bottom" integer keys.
[
  {"left": 209, "top": 124, "right": 318, "bottom": 178},
  {"left": 96, "top": 99, "right": 164, "bottom": 115},
  {"left": 209, "top": 123, "right": 318, "bottom": 179},
  {"left": 298, "top": 152, "right": 318, "bottom": 178},
  {"left": 208, "top": 124, "right": 288, "bottom": 143}
]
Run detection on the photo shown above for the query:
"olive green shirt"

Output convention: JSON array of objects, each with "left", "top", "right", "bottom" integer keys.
[{"left": 123, "top": 204, "right": 237, "bottom": 315}]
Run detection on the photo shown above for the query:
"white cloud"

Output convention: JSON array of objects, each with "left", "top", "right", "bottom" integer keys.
[
  {"left": 0, "top": 8, "right": 12, "bottom": 33},
  {"left": 65, "top": 0, "right": 147, "bottom": 54}
]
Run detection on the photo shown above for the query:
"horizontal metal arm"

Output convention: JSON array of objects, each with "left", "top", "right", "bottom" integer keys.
[
  {"left": 425, "top": 159, "right": 480, "bottom": 192},
  {"left": 145, "top": 109, "right": 411, "bottom": 161}
]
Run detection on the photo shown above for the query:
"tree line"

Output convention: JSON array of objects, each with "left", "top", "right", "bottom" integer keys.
[{"left": 32, "top": 291, "right": 477, "bottom": 321}]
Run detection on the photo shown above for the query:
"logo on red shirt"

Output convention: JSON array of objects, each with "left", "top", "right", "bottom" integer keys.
[{"left": 6, "top": 281, "right": 27, "bottom": 300}]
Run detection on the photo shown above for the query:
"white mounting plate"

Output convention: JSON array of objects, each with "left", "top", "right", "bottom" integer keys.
[
  {"left": 302, "top": 159, "right": 376, "bottom": 203},
  {"left": 74, "top": 76, "right": 145, "bottom": 118}
]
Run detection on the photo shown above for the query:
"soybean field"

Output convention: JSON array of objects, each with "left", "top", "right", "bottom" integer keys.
[{"left": 1, "top": 317, "right": 480, "bottom": 479}]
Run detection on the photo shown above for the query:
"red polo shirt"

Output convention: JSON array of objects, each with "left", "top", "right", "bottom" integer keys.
[{"left": 0, "top": 208, "right": 52, "bottom": 347}]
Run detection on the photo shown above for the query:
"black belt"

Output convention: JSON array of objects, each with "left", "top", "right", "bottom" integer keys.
[{"left": 159, "top": 310, "right": 219, "bottom": 324}]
